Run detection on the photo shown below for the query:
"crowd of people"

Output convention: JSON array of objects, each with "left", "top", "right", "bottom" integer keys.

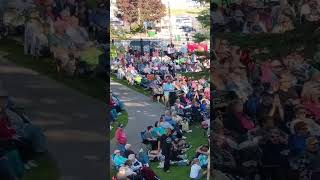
[
  {"left": 0, "top": 86, "right": 47, "bottom": 179},
  {"left": 110, "top": 42, "right": 211, "bottom": 179},
  {"left": 212, "top": 0, "right": 320, "bottom": 34},
  {"left": 111, "top": 43, "right": 210, "bottom": 107},
  {"left": 212, "top": 37, "right": 320, "bottom": 180},
  {"left": 112, "top": 107, "right": 210, "bottom": 180},
  {"left": 1, "top": 0, "right": 107, "bottom": 75}
]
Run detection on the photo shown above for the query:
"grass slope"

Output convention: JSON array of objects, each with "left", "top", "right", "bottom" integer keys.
[
  {"left": 150, "top": 125, "right": 207, "bottom": 180},
  {"left": 110, "top": 111, "right": 129, "bottom": 140},
  {"left": 23, "top": 154, "right": 59, "bottom": 180}
]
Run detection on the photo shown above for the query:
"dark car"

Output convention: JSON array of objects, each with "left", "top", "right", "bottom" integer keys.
[
  {"left": 180, "top": 26, "right": 196, "bottom": 33},
  {"left": 129, "top": 40, "right": 169, "bottom": 52}
]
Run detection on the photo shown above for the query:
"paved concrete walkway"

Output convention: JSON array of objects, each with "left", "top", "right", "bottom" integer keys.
[
  {"left": 110, "top": 80, "right": 164, "bottom": 153},
  {"left": 0, "top": 55, "right": 107, "bottom": 180}
]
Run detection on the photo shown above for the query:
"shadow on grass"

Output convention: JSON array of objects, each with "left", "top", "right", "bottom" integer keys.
[
  {"left": 110, "top": 74, "right": 150, "bottom": 96},
  {"left": 23, "top": 153, "right": 59, "bottom": 180}
]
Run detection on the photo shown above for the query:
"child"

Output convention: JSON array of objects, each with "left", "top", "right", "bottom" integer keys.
[{"left": 190, "top": 158, "right": 205, "bottom": 179}]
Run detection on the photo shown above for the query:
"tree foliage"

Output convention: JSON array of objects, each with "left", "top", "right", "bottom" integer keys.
[
  {"left": 193, "top": 32, "right": 210, "bottom": 43},
  {"left": 192, "top": 0, "right": 210, "bottom": 41},
  {"left": 116, "top": 0, "right": 139, "bottom": 24},
  {"left": 139, "top": 0, "right": 166, "bottom": 23},
  {"left": 116, "top": 0, "right": 166, "bottom": 26}
]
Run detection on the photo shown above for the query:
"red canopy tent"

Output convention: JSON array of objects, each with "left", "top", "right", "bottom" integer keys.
[{"left": 187, "top": 42, "right": 208, "bottom": 52}]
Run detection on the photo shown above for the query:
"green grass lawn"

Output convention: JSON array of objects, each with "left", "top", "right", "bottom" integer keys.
[
  {"left": 109, "top": 111, "right": 129, "bottom": 140},
  {"left": 110, "top": 74, "right": 151, "bottom": 96},
  {"left": 23, "top": 154, "right": 59, "bottom": 180},
  {"left": 110, "top": 125, "right": 208, "bottom": 180},
  {"left": 150, "top": 125, "right": 207, "bottom": 180}
]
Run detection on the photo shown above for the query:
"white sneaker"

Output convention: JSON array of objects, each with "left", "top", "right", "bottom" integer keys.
[
  {"left": 186, "top": 130, "right": 192, "bottom": 133},
  {"left": 28, "top": 160, "right": 38, "bottom": 167},
  {"left": 182, "top": 136, "right": 187, "bottom": 140},
  {"left": 24, "top": 164, "right": 31, "bottom": 170}
]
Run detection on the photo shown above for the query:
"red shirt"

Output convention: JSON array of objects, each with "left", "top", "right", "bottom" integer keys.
[
  {"left": 115, "top": 128, "right": 127, "bottom": 144},
  {"left": 109, "top": 98, "right": 115, "bottom": 108}
]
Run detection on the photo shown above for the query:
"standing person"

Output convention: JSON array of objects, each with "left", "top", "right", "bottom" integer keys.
[
  {"left": 115, "top": 124, "right": 127, "bottom": 155},
  {"left": 158, "top": 128, "right": 173, "bottom": 173},
  {"left": 24, "top": 12, "right": 38, "bottom": 56},
  {"left": 163, "top": 79, "right": 175, "bottom": 107}
]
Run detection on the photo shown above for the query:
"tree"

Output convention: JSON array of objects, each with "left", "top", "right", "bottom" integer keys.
[
  {"left": 116, "top": 0, "right": 166, "bottom": 31},
  {"left": 116, "top": 0, "right": 139, "bottom": 26},
  {"left": 192, "top": 0, "right": 210, "bottom": 42},
  {"left": 139, "top": 0, "right": 166, "bottom": 25}
]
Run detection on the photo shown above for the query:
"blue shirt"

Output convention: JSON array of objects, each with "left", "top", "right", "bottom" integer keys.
[
  {"left": 163, "top": 83, "right": 174, "bottom": 96},
  {"left": 152, "top": 127, "right": 166, "bottom": 137},
  {"left": 200, "top": 104, "right": 206, "bottom": 112},
  {"left": 289, "top": 134, "right": 309, "bottom": 156}
]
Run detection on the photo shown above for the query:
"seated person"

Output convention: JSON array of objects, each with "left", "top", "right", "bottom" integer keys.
[
  {"left": 289, "top": 121, "right": 311, "bottom": 156},
  {"left": 65, "top": 17, "right": 93, "bottom": 49},
  {"left": 159, "top": 117, "right": 174, "bottom": 130},
  {"left": 112, "top": 150, "right": 127, "bottom": 168},
  {"left": 200, "top": 99, "right": 208, "bottom": 112},
  {"left": 116, "top": 160, "right": 140, "bottom": 180},
  {"left": 0, "top": 107, "right": 39, "bottom": 170},
  {"left": 171, "top": 111, "right": 183, "bottom": 126},
  {"left": 143, "top": 126, "right": 158, "bottom": 150},
  {"left": 123, "top": 144, "right": 135, "bottom": 158},
  {"left": 163, "top": 111, "right": 177, "bottom": 127},
  {"left": 152, "top": 122, "right": 166, "bottom": 137},
  {"left": 49, "top": 21, "right": 77, "bottom": 74},
  {"left": 302, "top": 136, "right": 320, "bottom": 179},
  {"left": 190, "top": 158, "right": 206, "bottom": 180},
  {"left": 128, "top": 154, "right": 142, "bottom": 172},
  {"left": 260, "top": 129, "right": 289, "bottom": 180}
]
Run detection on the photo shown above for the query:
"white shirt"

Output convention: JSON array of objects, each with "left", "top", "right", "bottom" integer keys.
[{"left": 190, "top": 164, "right": 201, "bottom": 178}]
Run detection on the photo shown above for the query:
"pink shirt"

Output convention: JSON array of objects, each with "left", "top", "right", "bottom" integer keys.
[
  {"left": 115, "top": 129, "right": 127, "bottom": 145},
  {"left": 304, "top": 101, "right": 320, "bottom": 122}
]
